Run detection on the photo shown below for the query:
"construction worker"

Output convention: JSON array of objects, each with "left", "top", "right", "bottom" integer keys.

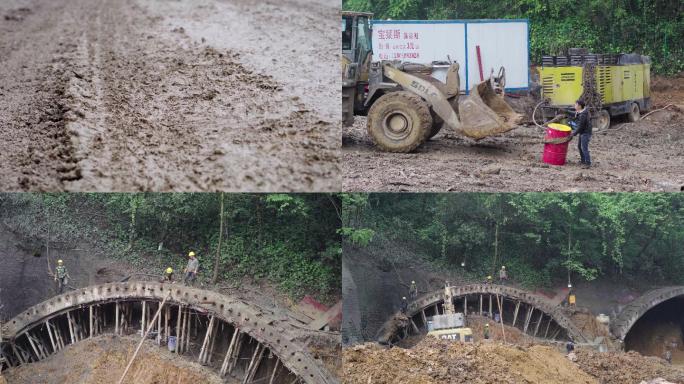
[
  {"left": 163, "top": 267, "right": 174, "bottom": 283},
  {"left": 499, "top": 266, "right": 508, "bottom": 284},
  {"left": 409, "top": 281, "right": 418, "bottom": 299},
  {"left": 569, "top": 99, "right": 593, "bottom": 169},
  {"left": 483, "top": 323, "right": 490, "bottom": 340},
  {"left": 566, "top": 337, "right": 575, "bottom": 354},
  {"left": 400, "top": 297, "right": 408, "bottom": 314},
  {"left": 54, "top": 259, "right": 70, "bottom": 294},
  {"left": 184, "top": 251, "right": 199, "bottom": 286},
  {"left": 665, "top": 349, "right": 672, "bottom": 364},
  {"left": 568, "top": 290, "right": 577, "bottom": 308},
  {"left": 485, "top": 275, "right": 493, "bottom": 285}
]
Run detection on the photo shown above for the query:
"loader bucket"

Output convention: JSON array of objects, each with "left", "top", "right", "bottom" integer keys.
[{"left": 457, "top": 79, "right": 523, "bottom": 140}]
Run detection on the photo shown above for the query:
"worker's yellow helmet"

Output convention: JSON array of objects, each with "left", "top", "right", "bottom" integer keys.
[
  {"left": 57, "top": 259, "right": 63, "bottom": 265},
  {"left": 188, "top": 251, "right": 196, "bottom": 257},
  {"left": 165, "top": 267, "right": 173, "bottom": 274},
  {"left": 487, "top": 275, "right": 492, "bottom": 279},
  {"left": 502, "top": 266, "right": 506, "bottom": 269},
  {"left": 485, "top": 323, "right": 489, "bottom": 327}
]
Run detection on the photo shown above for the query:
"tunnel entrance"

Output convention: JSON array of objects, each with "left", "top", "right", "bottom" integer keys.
[{"left": 624, "top": 296, "right": 684, "bottom": 364}]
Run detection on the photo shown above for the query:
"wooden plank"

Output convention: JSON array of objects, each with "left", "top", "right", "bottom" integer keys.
[{"left": 308, "top": 300, "right": 341, "bottom": 330}]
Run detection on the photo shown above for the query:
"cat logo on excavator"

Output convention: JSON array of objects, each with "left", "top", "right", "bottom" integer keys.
[{"left": 342, "top": 11, "right": 523, "bottom": 153}]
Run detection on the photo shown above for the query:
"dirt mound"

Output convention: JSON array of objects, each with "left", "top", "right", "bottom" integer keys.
[
  {"left": 575, "top": 349, "right": 684, "bottom": 384},
  {"left": 3, "top": 335, "right": 223, "bottom": 384},
  {"left": 343, "top": 338, "right": 598, "bottom": 384}
]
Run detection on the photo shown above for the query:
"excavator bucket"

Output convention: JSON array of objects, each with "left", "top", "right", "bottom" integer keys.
[{"left": 457, "top": 78, "right": 523, "bottom": 140}]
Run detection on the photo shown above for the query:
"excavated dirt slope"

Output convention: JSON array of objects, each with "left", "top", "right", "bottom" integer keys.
[
  {"left": 343, "top": 75, "right": 684, "bottom": 192},
  {"left": 344, "top": 338, "right": 684, "bottom": 384},
  {"left": 3, "top": 335, "right": 224, "bottom": 384},
  {"left": 0, "top": 0, "right": 340, "bottom": 192}
]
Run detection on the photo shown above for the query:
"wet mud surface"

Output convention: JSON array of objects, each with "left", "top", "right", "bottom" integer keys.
[
  {"left": 343, "top": 80, "right": 684, "bottom": 192},
  {"left": 0, "top": 0, "right": 340, "bottom": 191}
]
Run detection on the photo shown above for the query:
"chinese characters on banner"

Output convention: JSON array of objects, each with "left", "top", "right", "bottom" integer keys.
[{"left": 375, "top": 29, "right": 421, "bottom": 60}]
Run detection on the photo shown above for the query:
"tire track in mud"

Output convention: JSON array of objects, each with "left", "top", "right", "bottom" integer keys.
[{"left": 1, "top": 0, "right": 339, "bottom": 191}]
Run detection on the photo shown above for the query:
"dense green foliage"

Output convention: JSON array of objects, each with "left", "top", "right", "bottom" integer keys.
[
  {"left": 343, "top": 193, "right": 684, "bottom": 289},
  {"left": 343, "top": 0, "right": 684, "bottom": 75},
  {"left": 0, "top": 193, "right": 341, "bottom": 302}
]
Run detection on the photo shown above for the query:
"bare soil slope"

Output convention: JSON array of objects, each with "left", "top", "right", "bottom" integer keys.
[{"left": 3, "top": 335, "right": 223, "bottom": 384}]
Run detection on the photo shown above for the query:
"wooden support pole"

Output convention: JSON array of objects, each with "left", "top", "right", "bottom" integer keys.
[
  {"left": 53, "top": 321, "right": 64, "bottom": 351},
  {"left": 420, "top": 309, "right": 427, "bottom": 328},
  {"left": 199, "top": 315, "right": 215, "bottom": 364},
  {"left": 185, "top": 309, "right": 191, "bottom": 352},
  {"left": 115, "top": 302, "right": 120, "bottom": 336},
  {"left": 67, "top": 311, "right": 75, "bottom": 345},
  {"left": 495, "top": 294, "right": 506, "bottom": 343},
  {"left": 479, "top": 294, "right": 483, "bottom": 315},
  {"left": 229, "top": 333, "right": 245, "bottom": 374},
  {"left": 89, "top": 305, "right": 94, "bottom": 339},
  {"left": 410, "top": 318, "right": 419, "bottom": 334},
  {"left": 179, "top": 308, "right": 187, "bottom": 354},
  {"left": 268, "top": 358, "right": 280, "bottom": 384},
  {"left": 512, "top": 301, "right": 521, "bottom": 327},
  {"left": 544, "top": 318, "right": 552, "bottom": 338},
  {"left": 551, "top": 326, "right": 561, "bottom": 340},
  {"left": 533, "top": 311, "right": 544, "bottom": 337},
  {"left": 25, "top": 333, "right": 42, "bottom": 361},
  {"left": 207, "top": 321, "right": 218, "bottom": 364},
  {"left": 117, "top": 295, "right": 169, "bottom": 384},
  {"left": 243, "top": 344, "right": 265, "bottom": 384},
  {"left": 157, "top": 302, "right": 163, "bottom": 345},
  {"left": 523, "top": 307, "right": 533, "bottom": 334},
  {"left": 164, "top": 306, "right": 170, "bottom": 344},
  {"left": 464, "top": 296, "right": 468, "bottom": 315},
  {"left": 11, "top": 343, "right": 26, "bottom": 365},
  {"left": 141, "top": 301, "right": 146, "bottom": 336},
  {"left": 488, "top": 294, "right": 493, "bottom": 318},
  {"left": 45, "top": 321, "right": 57, "bottom": 353},
  {"left": 176, "top": 305, "right": 182, "bottom": 353},
  {"left": 221, "top": 328, "right": 240, "bottom": 376}
]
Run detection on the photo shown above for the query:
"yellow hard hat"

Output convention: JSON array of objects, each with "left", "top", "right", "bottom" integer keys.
[
  {"left": 188, "top": 251, "right": 196, "bottom": 257},
  {"left": 485, "top": 323, "right": 489, "bottom": 327},
  {"left": 502, "top": 266, "right": 506, "bottom": 269},
  {"left": 487, "top": 275, "right": 492, "bottom": 279},
  {"left": 57, "top": 259, "right": 63, "bottom": 265},
  {"left": 165, "top": 267, "right": 173, "bottom": 274}
]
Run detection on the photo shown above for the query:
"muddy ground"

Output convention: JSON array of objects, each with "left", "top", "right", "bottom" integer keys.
[
  {"left": 0, "top": 0, "right": 340, "bottom": 192},
  {"left": 343, "top": 76, "right": 684, "bottom": 192},
  {"left": 3, "top": 335, "right": 224, "bottom": 384}
]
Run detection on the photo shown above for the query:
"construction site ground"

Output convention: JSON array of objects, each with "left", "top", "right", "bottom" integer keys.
[
  {"left": 342, "top": 74, "right": 684, "bottom": 192},
  {"left": 343, "top": 337, "right": 684, "bottom": 384},
  {"left": 0, "top": 0, "right": 340, "bottom": 192}
]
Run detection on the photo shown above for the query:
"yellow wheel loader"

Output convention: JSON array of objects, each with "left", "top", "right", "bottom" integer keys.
[{"left": 342, "top": 12, "right": 523, "bottom": 153}]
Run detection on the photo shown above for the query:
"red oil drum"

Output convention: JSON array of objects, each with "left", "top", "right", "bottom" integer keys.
[{"left": 542, "top": 123, "right": 572, "bottom": 166}]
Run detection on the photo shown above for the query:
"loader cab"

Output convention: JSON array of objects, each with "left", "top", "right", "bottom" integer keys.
[
  {"left": 342, "top": 11, "right": 373, "bottom": 126},
  {"left": 341, "top": 11, "right": 372, "bottom": 67}
]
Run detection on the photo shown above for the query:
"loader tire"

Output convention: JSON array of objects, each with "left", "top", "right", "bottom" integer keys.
[
  {"left": 367, "top": 91, "right": 432, "bottom": 152},
  {"left": 627, "top": 102, "right": 640, "bottom": 122}
]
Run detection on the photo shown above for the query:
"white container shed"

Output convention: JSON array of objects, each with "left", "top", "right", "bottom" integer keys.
[{"left": 371, "top": 19, "right": 529, "bottom": 93}]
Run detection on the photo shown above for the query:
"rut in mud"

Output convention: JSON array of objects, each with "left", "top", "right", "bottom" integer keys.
[{"left": 0, "top": 0, "right": 340, "bottom": 192}]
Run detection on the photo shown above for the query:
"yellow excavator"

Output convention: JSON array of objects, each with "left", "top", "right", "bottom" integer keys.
[
  {"left": 426, "top": 284, "right": 473, "bottom": 342},
  {"left": 342, "top": 11, "right": 523, "bottom": 153}
]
